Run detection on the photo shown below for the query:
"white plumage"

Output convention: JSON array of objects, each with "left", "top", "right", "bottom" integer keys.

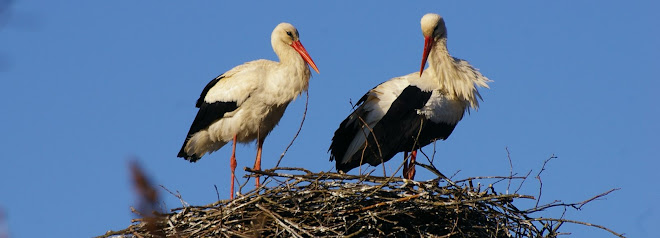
[
  {"left": 329, "top": 13, "right": 490, "bottom": 179},
  {"left": 178, "top": 23, "right": 319, "bottom": 199}
]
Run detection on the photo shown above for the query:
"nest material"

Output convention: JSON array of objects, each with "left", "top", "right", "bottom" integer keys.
[{"left": 100, "top": 167, "right": 623, "bottom": 238}]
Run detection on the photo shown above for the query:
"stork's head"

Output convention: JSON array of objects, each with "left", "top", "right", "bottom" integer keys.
[
  {"left": 420, "top": 13, "right": 447, "bottom": 76},
  {"left": 273, "top": 23, "right": 300, "bottom": 45},
  {"left": 272, "top": 23, "right": 320, "bottom": 73}
]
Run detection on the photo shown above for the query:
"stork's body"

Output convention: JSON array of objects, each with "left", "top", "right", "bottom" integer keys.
[
  {"left": 178, "top": 23, "right": 319, "bottom": 199},
  {"left": 329, "top": 14, "right": 490, "bottom": 179}
]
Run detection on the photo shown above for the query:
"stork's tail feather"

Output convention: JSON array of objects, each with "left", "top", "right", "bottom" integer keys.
[
  {"left": 177, "top": 131, "right": 228, "bottom": 163},
  {"left": 177, "top": 132, "right": 198, "bottom": 162},
  {"left": 177, "top": 146, "right": 201, "bottom": 162}
]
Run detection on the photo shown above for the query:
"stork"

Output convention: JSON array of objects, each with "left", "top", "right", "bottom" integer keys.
[
  {"left": 329, "top": 13, "right": 490, "bottom": 179},
  {"left": 178, "top": 23, "right": 319, "bottom": 199}
]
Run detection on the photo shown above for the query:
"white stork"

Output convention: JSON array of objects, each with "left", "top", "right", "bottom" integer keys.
[
  {"left": 178, "top": 23, "right": 319, "bottom": 199},
  {"left": 329, "top": 13, "right": 490, "bottom": 179}
]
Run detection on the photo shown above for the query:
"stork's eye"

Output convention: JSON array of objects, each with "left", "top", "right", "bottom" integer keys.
[{"left": 286, "top": 31, "right": 293, "bottom": 38}]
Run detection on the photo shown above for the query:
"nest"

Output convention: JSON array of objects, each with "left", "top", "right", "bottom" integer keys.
[{"left": 100, "top": 166, "right": 623, "bottom": 238}]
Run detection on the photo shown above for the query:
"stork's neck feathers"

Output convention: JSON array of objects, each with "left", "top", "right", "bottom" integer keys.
[
  {"left": 427, "top": 37, "right": 491, "bottom": 110},
  {"left": 267, "top": 41, "right": 311, "bottom": 104},
  {"left": 275, "top": 44, "right": 310, "bottom": 75}
]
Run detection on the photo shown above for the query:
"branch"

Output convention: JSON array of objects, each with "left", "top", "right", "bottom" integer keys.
[
  {"left": 525, "top": 188, "right": 620, "bottom": 213},
  {"left": 530, "top": 218, "right": 625, "bottom": 238},
  {"left": 275, "top": 90, "right": 309, "bottom": 168},
  {"left": 535, "top": 154, "right": 557, "bottom": 207}
]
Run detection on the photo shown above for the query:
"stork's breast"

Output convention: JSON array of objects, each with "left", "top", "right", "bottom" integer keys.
[{"left": 418, "top": 91, "right": 466, "bottom": 125}]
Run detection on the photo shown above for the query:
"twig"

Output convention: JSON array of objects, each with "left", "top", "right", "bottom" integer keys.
[
  {"left": 514, "top": 169, "right": 532, "bottom": 194},
  {"left": 255, "top": 203, "right": 309, "bottom": 238},
  {"left": 275, "top": 90, "right": 309, "bottom": 168},
  {"left": 159, "top": 185, "right": 189, "bottom": 207},
  {"left": 454, "top": 175, "right": 528, "bottom": 183},
  {"left": 525, "top": 188, "right": 620, "bottom": 213},
  {"left": 245, "top": 167, "right": 413, "bottom": 185},
  {"left": 431, "top": 140, "right": 437, "bottom": 163},
  {"left": 576, "top": 188, "right": 619, "bottom": 210},
  {"left": 535, "top": 154, "right": 557, "bottom": 207},
  {"left": 415, "top": 162, "right": 459, "bottom": 188},
  {"left": 340, "top": 193, "right": 426, "bottom": 215},
  {"left": 214, "top": 185, "right": 220, "bottom": 201},
  {"left": 506, "top": 147, "right": 513, "bottom": 194},
  {"left": 355, "top": 114, "right": 384, "bottom": 176},
  {"left": 529, "top": 218, "right": 625, "bottom": 238},
  {"left": 431, "top": 193, "right": 535, "bottom": 206}
]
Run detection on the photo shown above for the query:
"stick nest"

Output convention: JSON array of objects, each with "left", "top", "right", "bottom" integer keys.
[{"left": 100, "top": 167, "right": 622, "bottom": 238}]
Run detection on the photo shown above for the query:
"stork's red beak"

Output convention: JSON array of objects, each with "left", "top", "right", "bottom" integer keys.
[
  {"left": 420, "top": 36, "right": 433, "bottom": 76},
  {"left": 291, "top": 40, "right": 320, "bottom": 74}
]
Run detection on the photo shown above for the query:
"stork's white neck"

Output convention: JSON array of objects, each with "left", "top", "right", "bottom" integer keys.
[
  {"left": 265, "top": 41, "right": 311, "bottom": 105},
  {"left": 425, "top": 37, "right": 490, "bottom": 110},
  {"left": 274, "top": 42, "right": 307, "bottom": 69}
]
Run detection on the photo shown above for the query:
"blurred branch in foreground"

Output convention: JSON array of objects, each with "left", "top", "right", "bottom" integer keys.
[
  {"left": 127, "top": 161, "right": 165, "bottom": 237},
  {"left": 0, "top": 0, "right": 13, "bottom": 72},
  {"left": 0, "top": 207, "right": 8, "bottom": 238},
  {"left": 0, "top": 0, "right": 12, "bottom": 27}
]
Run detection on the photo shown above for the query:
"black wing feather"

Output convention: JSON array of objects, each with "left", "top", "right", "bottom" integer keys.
[
  {"left": 177, "top": 75, "right": 239, "bottom": 161},
  {"left": 329, "top": 88, "right": 372, "bottom": 163},
  {"left": 196, "top": 75, "right": 223, "bottom": 108},
  {"left": 328, "top": 84, "right": 378, "bottom": 164},
  {"left": 334, "top": 86, "right": 458, "bottom": 173}
]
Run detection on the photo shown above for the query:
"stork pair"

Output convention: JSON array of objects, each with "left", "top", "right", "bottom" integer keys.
[{"left": 178, "top": 13, "right": 491, "bottom": 199}]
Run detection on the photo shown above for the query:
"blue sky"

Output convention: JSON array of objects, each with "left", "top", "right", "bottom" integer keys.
[{"left": 1, "top": 1, "right": 658, "bottom": 237}]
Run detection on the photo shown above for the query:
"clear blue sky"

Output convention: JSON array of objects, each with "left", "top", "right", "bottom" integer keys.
[{"left": 1, "top": 1, "right": 658, "bottom": 237}]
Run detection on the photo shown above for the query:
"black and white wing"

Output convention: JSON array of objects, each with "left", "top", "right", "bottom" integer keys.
[
  {"left": 330, "top": 74, "right": 466, "bottom": 173},
  {"left": 177, "top": 62, "right": 261, "bottom": 161}
]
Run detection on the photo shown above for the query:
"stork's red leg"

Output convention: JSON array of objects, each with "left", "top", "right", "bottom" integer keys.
[
  {"left": 230, "top": 134, "right": 237, "bottom": 199},
  {"left": 254, "top": 138, "right": 264, "bottom": 187},
  {"left": 406, "top": 150, "right": 417, "bottom": 179}
]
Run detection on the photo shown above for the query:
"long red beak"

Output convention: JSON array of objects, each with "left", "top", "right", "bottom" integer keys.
[
  {"left": 420, "top": 36, "right": 433, "bottom": 76},
  {"left": 291, "top": 40, "right": 320, "bottom": 74}
]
